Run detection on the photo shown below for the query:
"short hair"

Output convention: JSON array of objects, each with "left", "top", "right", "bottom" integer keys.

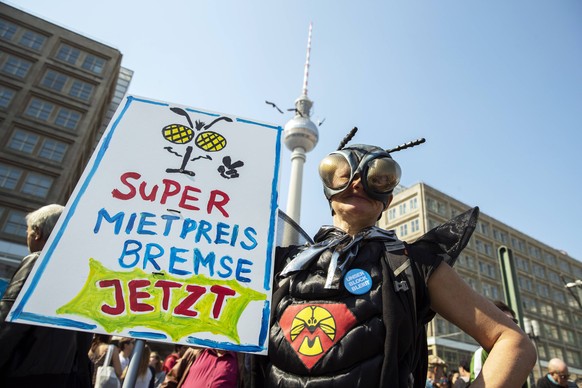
[
  {"left": 26, "top": 204, "right": 64, "bottom": 239},
  {"left": 459, "top": 358, "right": 470, "bottom": 371},
  {"left": 492, "top": 300, "right": 516, "bottom": 318},
  {"left": 118, "top": 337, "right": 134, "bottom": 349}
]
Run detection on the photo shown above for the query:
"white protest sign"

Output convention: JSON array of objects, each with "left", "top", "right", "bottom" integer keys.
[{"left": 8, "top": 96, "right": 282, "bottom": 354}]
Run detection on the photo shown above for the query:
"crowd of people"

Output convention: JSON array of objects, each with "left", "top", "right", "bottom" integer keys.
[
  {"left": 0, "top": 134, "right": 580, "bottom": 388},
  {"left": 425, "top": 353, "right": 580, "bottom": 388}
]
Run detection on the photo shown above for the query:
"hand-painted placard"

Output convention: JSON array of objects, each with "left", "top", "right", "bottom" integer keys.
[{"left": 8, "top": 96, "right": 282, "bottom": 354}]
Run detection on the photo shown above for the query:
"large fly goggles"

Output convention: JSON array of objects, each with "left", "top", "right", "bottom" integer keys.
[{"left": 319, "top": 144, "right": 401, "bottom": 208}]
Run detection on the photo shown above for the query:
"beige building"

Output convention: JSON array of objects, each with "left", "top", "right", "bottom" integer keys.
[
  {"left": 0, "top": 3, "right": 130, "bottom": 281},
  {"left": 379, "top": 182, "right": 582, "bottom": 380}
]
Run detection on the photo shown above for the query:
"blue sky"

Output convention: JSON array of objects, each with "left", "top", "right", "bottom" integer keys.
[{"left": 9, "top": 1, "right": 582, "bottom": 261}]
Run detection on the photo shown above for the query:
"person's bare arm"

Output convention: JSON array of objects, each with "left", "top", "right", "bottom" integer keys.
[
  {"left": 111, "top": 346, "right": 123, "bottom": 378},
  {"left": 428, "top": 263, "right": 536, "bottom": 388}
]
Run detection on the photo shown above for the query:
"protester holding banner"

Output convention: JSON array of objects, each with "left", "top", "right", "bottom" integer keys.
[
  {"left": 0, "top": 204, "right": 93, "bottom": 387},
  {"left": 255, "top": 137, "right": 536, "bottom": 387}
]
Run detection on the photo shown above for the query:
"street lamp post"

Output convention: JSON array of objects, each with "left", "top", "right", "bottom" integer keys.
[{"left": 523, "top": 317, "right": 544, "bottom": 383}]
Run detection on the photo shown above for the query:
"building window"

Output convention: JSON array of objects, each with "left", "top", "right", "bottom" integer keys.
[
  {"left": 437, "top": 202, "right": 446, "bottom": 216},
  {"left": 18, "top": 30, "right": 46, "bottom": 51},
  {"left": 556, "top": 308, "right": 570, "bottom": 324},
  {"left": 547, "top": 346, "right": 564, "bottom": 361},
  {"left": 465, "top": 254, "right": 476, "bottom": 270},
  {"left": 518, "top": 275, "right": 533, "bottom": 292},
  {"left": 56, "top": 43, "right": 81, "bottom": 64},
  {"left": 428, "top": 219, "right": 439, "bottom": 230},
  {"left": 0, "top": 19, "right": 18, "bottom": 40},
  {"left": 409, "top": 197, "right": 418, "bottom": 210},
  {"left": 515, "top": 256, "right": 530, "bottom": 272},
  {"left": 54, "top": 107, "right": 81, "bottom": 129},
  {"left": 522, "top": 296, "right": 537, "bottom": 313},
  {"left": 3, "top": 210, "right": 27, "bottom": 237},
  {"left": 427, "top": 198, "right": 437, "bottom": 213},
  {"left": 553, "top": 289, "right": 566, "bottom": 304},
  {"left": 25, "top": 98, "right": 54, "bottom": 121},
  {"left": 39, "top": 139, "right": 68, "bottom": 163},
  {"left": 493, "top": 228, "right": 508, "bottom": 244},
  {"left": 565, "top": 350, "right": 580, "bottom": 366},
  {"left": 558, "top": 261, "right": 570, "bottom": 274},
  {"left": 0, "top": 86, "right": 16, "bottom": 108},
  {"left": 1, "top": 56, "right": 32, "bottom": 78},
  {"left": 82, "top": 54, "right": 105, "bottom": 74},
  {"left": 532, "top": 264, "right": 546, "bottom": 279},
  {"left": 475, "top": 239, "right": 492, "bottom": 255},
  {"left": 547, "top": 270, "right": 561, "bottom": 285},
  {"left": 399, "top": 224, "right": 408, "bottom": 237},
  {"left": 511, "top": 237, "right": 526, "bottom": 252},
  {"left": 0, "top": 164, "right": 22, "bottom": 190},
  {"left": 41, "top": 70, "right": 68, "bottom": 92},
  {"left": 69, "top": 79, "right": 94, "bottom": 101},
  {"left": 539, "top": 302, "right": 553, "bottom": 317},
  {"left": 536, "top": 284, "right": 549, "bottom": 298},
  {"left": 479, "top": 222, "right": 490, "bottom": 236},
  {"left": 482, "top": 282, "right": 499, "bottom": 299},
  {"left": 545, "top": 324, "right": 560, "bottom": 341},
  {"left": 21, "top": 173, "right": 53, "bottom": 198},
  {"left": 388, "top": 208, "right": 396, "bottom": 220},
  {"left": 479, "top": 261, "right": 497, "bottom": 279},
  {"left": 7, "top": 129, "right": 39, "bottom": 154},
  {"left": 528, "top": 245, "right": 541, "bottom": 259},
  {"left": 544, "top": 253, "right": 557, "bottom": 266},
  {"left": 561, "top": 329, "right": 578, "bottom": 345},
  {"left": 399, "top": 203, "right": 407, "bottom": 215},
  {"left": 410, "top": 219, "right": 419, "bottom": 233}
]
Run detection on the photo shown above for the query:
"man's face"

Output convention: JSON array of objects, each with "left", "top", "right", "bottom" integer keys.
[
  {"left": 550, "top": 369, "right": 570, "bottom": 387},
  {"left": 26, "top": 225, "right": 43, "bottom": 253}
]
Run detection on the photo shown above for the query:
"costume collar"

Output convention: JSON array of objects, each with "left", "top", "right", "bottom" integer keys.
[{"left": 280, "top": 225, "right": 404, "bottom": 289}]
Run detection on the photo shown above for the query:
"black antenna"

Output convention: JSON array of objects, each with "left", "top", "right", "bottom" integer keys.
[
  {"left": 337, "top": 127, "right": 358, "bottom": 150},
  {"left": 386, "top": 138, "right": 426, "bottom": 153}
]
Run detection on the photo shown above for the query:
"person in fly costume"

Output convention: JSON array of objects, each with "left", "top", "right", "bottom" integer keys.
[{"left": 245, "top": 128, "right": 536, "bottom": 388}]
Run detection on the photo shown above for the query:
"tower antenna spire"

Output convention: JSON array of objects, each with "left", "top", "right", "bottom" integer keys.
[{"left": 302, "top": 22, "right": 313, "bottom": 97}]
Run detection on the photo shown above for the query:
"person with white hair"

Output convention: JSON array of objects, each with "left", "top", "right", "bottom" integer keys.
[
  {"left": 536, "top": 358, "right": 571, "bottom": 388},
  {"left": 0, "top": 204, "right": 93, "bottom": 387}
]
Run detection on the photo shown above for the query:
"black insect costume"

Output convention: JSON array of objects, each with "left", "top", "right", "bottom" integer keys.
[{"left": 244, "top": 133, "right": 479, "bottom": 388}]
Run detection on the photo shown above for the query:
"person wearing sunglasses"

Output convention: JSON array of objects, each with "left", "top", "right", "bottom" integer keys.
[
  {"left": 251, "top": 129, "right": 536, "bottom": 388},
  {"left": 536, "top": 358, "right": 571, "bottom": 388}
]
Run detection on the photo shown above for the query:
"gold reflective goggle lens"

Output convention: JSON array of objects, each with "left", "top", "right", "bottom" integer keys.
[
  {"left": 318, "top": 154, "right": 351, "bottom": 190},
  {"left": 366, "top": 158, "right": 400, "bottom": 193}
]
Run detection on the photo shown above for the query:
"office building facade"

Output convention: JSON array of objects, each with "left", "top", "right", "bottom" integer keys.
[
  {"left": 0, "top": 3, "right": 127, "bottom": 282},
  {"left": 379, "top": 182, "right": 582, "bottom": 380}
]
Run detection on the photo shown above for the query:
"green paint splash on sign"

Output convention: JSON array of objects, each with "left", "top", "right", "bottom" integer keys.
[{"left": 57, "top": 258, "right": 267, "bottom": 342}]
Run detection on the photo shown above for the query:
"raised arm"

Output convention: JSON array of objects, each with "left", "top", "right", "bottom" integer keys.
[{"left": 428, "top": 263, "right": 536, "bottom": 388}]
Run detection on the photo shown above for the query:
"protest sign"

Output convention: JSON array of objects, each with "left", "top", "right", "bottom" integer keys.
[{"left": 8, "top": 96, "right": 282, "bottom": 354}]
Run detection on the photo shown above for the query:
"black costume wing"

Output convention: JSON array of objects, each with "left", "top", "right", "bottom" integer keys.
[
  {"left": 408, "top": 206, "right": 479, "bottom": 267},
  {"left": 276, "top": 209, "right": 314, "bottom": 247}
]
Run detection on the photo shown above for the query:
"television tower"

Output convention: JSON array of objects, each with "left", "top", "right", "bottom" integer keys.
[{"left": 283, "top": 22, "right": 318, "bottom": 224}]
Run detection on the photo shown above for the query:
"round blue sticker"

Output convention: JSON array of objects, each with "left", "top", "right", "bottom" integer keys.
[{"left": 344, "top": 268, "right": 372, "bottom": 295}]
